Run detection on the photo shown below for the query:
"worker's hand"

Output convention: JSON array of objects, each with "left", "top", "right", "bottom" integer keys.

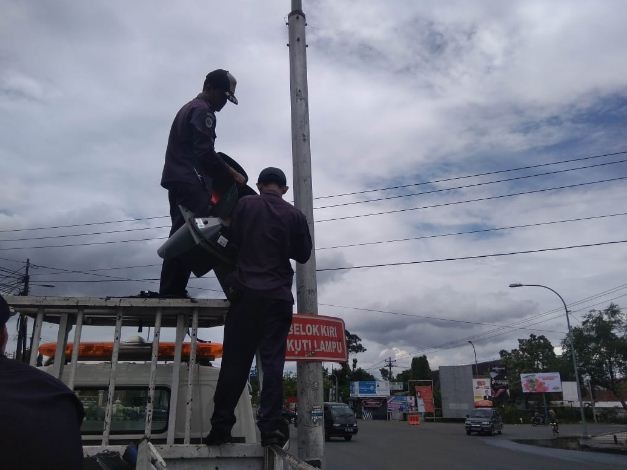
[
  {"left": 226, "top": 164, "right": 246, "bottom": 185},
  {"left": 232, "top": 171, "right": 246, "bottom": 186}
]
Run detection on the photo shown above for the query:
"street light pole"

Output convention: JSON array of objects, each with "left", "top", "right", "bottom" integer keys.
[
  {"left": 468, "top": 341, "right": 478, "bottom": 378},
  {"left": 509, "top": 283, "right": 589, "bottom": 438}
]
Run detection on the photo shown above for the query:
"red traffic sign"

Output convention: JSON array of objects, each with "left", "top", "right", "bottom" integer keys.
[{"left": 286, "top": 314, "right": 347, "bottom": 362}]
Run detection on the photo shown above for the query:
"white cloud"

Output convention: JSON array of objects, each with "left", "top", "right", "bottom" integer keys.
[{"left": 1, "top": 0, "right": 626, "bottom": 370}]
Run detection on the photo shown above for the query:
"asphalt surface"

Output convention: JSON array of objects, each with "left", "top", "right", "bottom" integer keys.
[{"left": 289, "top": 421, "right": 627, "bottom": 469}]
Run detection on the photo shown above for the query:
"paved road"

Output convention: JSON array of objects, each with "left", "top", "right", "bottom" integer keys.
[{"left": 291, "top": 421, "right": 627, "bottom": 469}]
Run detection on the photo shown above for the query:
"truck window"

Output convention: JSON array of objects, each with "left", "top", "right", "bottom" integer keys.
[{"left": 76, "top": 387, "right": 170, "bottom": 434}]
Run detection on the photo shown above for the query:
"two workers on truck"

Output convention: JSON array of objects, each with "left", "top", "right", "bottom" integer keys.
[{"left": 159, "top": 69, "right": 313, "bottom": 448}]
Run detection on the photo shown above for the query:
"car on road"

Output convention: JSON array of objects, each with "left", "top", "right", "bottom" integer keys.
[
  {"left": 324, "top": 402, "right": 358, "bottom": 441},
  {"left": 465, "top": 408, "right": 503, "bottom": 436}
]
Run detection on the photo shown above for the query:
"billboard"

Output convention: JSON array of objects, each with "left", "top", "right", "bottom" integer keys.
[
  {"left": 520, "top": 372, "right": 562, "bottom": 393},
  {"left": 390, "top": 381, "right": 405, "bottom": 392},
  {"left": 440, "top": 365, "right": 474, "bottom": 418},
  {"left": 472, "top": 378, "right": 492, "bottom": 408},
  {"left": 489, "top": 366, "right": 509, "bottom": 403},
  {"left": 285, "top": 314, "right": 347, "bottom": 362},
  {"left": 387, "top": 396, "right": 415, "bottom": 413},
  {"left": 415, "top": 385, "right": 435, "bottom": 413},
  {"left": 350, "top": 381, "right": 390, "bottom": 398}
]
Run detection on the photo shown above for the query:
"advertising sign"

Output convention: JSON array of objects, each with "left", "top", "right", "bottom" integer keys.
[
  {"left": 350, "top": 381, "right": 390, "bottom": 398},
  {"left": 489, "top": 366, "right": 509, "bottom": 402},
  {"left": 387, "top": 396, "right": 415, "bottom": 413},
  {"left": 520, "top": 372, "right": 562, "bottom": 393},
  {"left": 472, "top": 378, "right": 493, "bottom": 408},
  {"left": 414, "top": 386, "right": 435, "bottom": 413},
  {"left": 285, "top": 314, "right": 347, "bottom": 362},
  {"left": 389, "top": 381, "right": 405, "bottom": 392}
]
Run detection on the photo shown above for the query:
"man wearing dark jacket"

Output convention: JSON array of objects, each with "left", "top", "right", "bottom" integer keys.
[
  {"left": 159, "top": 69, "right": 245, "bottom": 297},
  {"left": 206, "top": 167, "right": 312, "bottom": 447},
  {"left": 0, "top": 294, "right": 85, "bottom": 469}
]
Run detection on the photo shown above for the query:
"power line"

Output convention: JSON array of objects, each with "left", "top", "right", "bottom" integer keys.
[
  {"left": 393, "top": 291, "right": 627, "bottom": 364},
  {"left": 320, "top": 303, "right": 565, "bottom": 334},
  {"left": 3, "top": 175, "right": 625, "bottom": 251},
  {"left": 2, "top": 149, "right": 625, "bottom": 234},
  {"left": 316, "top": 175, "right": 627, "bottom": 223},
  {"left": 318, "top": 239, "right": 627, "bottom": 272},
  {"left": 411, "top": 292, "right": 627, "bottom": 358},
  {"left": 0, "top": 236, "right": 168, "bottom": 251},
  {"left": 0, "top": 225, "right": 170, "bottom": 243},
  {"left": 0, "top": 215, "right": 169, "bottom": 234},
  {"left": 21, "top": 240, "right": 627, "bottom": 278},
  {"left": 355, "top": 284, "right": 627, "bottom": 370},
  {"left": 317, "top": 211, "right": 627, "bottom": 250},
  {"left": 2, "top": 209, "right": 624, "bottom": 271},
  {"left": 313, "top": 158, "right": 627, "bottom": 210},
  {"left": 315, "top": 150, "right": 627, "bottom": 199}
]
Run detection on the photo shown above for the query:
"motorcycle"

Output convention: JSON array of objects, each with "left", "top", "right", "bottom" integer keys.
[{"left": 550, "top": 420, "right": 559, "bottom": 436}]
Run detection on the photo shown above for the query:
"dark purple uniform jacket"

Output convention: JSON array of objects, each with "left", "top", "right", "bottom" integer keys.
[
  {"left": 0, "top": 357, "right": 85, "bottom": 470},
  {"left": 230, "top": 191, "right": 312, "bottom": 303},
  {"left": 160, "top": 92, "right": 231, "bottom": 193}
]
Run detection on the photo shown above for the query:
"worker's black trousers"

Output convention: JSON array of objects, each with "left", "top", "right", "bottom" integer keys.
[
  {"left": 211, "top": 290, "right": 292, "bottom": 436},
  {"left": 159, "top": 183, "right": 211, "bottom": 296}
]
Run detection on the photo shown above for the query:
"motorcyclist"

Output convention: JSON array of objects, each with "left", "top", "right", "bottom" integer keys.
[{"left": 548, "top": 409, "right": 559, "bottom": 435}]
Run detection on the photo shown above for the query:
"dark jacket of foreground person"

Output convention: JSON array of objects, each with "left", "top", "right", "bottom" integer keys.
[{"left": 0, "top": 356, "right": 85, "bottom": 470}]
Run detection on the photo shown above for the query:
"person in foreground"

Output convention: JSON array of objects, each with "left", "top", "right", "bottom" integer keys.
[
  {"left": 0, "top": 294, "right": 85, "bottom": 469},
  {"left": 206, "top": 167, "right": 312, "bottom": 448}
]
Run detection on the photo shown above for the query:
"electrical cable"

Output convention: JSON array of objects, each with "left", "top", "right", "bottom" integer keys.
[
  {"left": 355, "top": 284, "right": 627, "bottom": 370},
  {"left": 317, "top": 239, "right": 627, "bottom": 272},
  {"left": 317, "top": 211, "right": 627, "bottom": 250},
  {"left": 313, "top": 158, "right": 627, "bottom": 210},
  {"left": 1, "top": 149, "right": 625, "bottom": 234},
  {"left": 0, "top": 225, "right": 170, "bottom": 243},
  {"left": 3, "top": 175, "right": 625, "bottom": 251},
  {"left": 316, "top": 175, "right": 627, "bottom": 223},
  {"left": 314, "top": 149, "right": 627, "bottom": 200}
]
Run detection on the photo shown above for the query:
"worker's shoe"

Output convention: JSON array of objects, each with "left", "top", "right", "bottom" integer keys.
[
  {"left": 158, "top": 290, "right": 191, "bottom": 299},
  {"left": 261, "top": 429, "right": 290, "bottom": 449},
  {"left": 204, "top": 429, "right": 233, "bottom": 446}
]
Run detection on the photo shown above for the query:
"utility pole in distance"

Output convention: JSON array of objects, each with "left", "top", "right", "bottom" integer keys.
[
  {"left": 384, "top": 357, "right": 397, "bottom": 380},
  {"left": 287, "top": 1, "right": 324, "bottom": 467},
  {"left": 15, "top": 258, "right": 30, "bottom": 361}
]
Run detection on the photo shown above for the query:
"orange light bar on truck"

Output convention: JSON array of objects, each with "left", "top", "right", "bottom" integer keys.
[{"left": 38, "top": 341, "right": 223, "bottom": 361}]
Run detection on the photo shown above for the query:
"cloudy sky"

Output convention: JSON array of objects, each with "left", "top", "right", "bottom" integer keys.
[{"left": 1, "top": 0, "right": 626, "bottom": 377}]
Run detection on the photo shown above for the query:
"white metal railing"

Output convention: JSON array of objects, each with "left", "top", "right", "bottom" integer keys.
[
  {"left": 23, "top": 305, "right": 205, "bottom": 446},
  {"left": 268, "top": 446, "right": 319, "bottom": 470},
  {"left": 10, "top": 296, "right": 311, "bottom": 469}
]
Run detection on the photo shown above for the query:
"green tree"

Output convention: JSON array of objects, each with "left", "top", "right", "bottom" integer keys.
[
  {"left": 563, "top": 304, "right": 627, "bottom": 410},
  {"left": 499, "top": 334, "right": 559, "bottom": 400},
  {"left": 410, "top": 355, "right": 432, "bottom": 380},
  {"left": 283, "top": 371, "right": 298, "bottom": 399},
  {"left": 379, "top": 367, "right": 391, "bottom": 381},
  {"left": 351, "top": 368, "right": 375, "bottom": 382},
  {"left": 395, "top": 355, "right": 432, "bottom": 384},
  {"left": 345, "top": 330, "right": 366, "bottom": 355}
]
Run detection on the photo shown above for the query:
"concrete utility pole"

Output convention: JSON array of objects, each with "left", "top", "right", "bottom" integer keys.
[
  {"left": 288, "top": 1, "right": 324, "bottom": 467},
  {"left": 384, "top": 357, "right": 397, "bottom": 380}
]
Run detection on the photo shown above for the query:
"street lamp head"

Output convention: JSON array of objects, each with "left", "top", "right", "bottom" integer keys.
[
  {"left": 509, "top": 283, "right": 523, "bottom": 288},
  {"left": 467, "top": 340, "right": 473, "bottom": 345}
]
